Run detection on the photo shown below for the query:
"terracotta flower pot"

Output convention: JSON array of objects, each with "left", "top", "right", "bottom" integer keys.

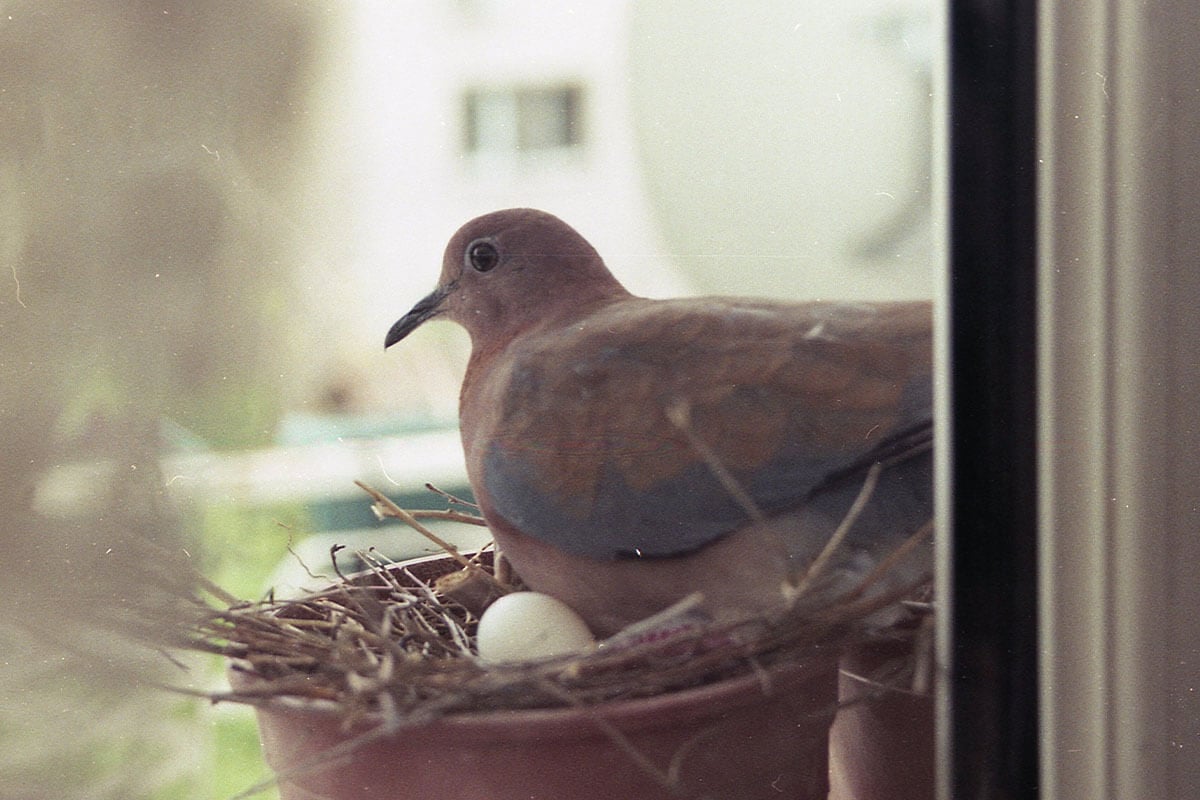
[
  {"left": 227, "top": 556, "right": 842, "bottom": 800},
  {"left": 233, "top": 653, "right": 838, "bottom": 800},
  {"left": 828, "top": 640, "right": 935, "bottom": 800}
]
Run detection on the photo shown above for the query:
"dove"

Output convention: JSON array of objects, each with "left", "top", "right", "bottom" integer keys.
[{"left": 386, "top": 208, "right": 932, "bottom": 636}]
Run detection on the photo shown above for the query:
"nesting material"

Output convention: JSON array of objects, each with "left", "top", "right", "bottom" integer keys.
[{"left": 191, "top": 482, "right": 932, "bottom": 725}]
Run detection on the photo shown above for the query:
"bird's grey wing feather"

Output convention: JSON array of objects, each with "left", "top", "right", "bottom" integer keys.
[{"left": 481, "top": 300, "right": 932, "bottom": 560}]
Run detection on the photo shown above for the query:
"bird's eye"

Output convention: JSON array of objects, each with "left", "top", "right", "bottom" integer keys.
[{"left": 466, "top": 240, "right": 500, "bottom": 272}]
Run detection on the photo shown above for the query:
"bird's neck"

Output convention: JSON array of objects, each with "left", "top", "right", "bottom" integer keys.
[
  {"left": 457, "top": 287, "right": 634, "bottom": 451},
  {"left": 470, "top": 281, "right": 632, "bottom": 350}
]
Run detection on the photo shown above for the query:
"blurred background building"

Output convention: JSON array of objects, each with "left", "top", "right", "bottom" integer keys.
[{"left": 0, "top": 1, "right": 933, "bottom": 797}]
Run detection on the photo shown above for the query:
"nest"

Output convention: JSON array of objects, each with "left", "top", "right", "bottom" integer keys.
[{"left": 187, "top": 476, "right": 933, "bottom": 727}]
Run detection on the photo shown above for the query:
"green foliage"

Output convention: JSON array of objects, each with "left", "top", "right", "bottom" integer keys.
[
  {"left": 193, "top": 502, "right": 312, "bottom": 798},
  {"left": 196, "top": 501, "right": 311, "bottom": 603},
  {"left": 209, "top": 707, "right": 280, "bottom": 800}
]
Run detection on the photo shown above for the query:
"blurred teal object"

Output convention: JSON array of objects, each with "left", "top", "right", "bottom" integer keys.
[{"left": 274, "top": 412, "right": 474, "bottom": 534}]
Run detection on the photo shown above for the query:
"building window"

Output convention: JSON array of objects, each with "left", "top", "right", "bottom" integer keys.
[{"left": 462, "top": 83, "right": 584, "bottom": 155}]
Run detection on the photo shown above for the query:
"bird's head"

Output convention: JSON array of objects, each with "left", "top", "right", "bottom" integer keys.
[{"left": 385, "top": 208, "right": 629, "bottom": 349}]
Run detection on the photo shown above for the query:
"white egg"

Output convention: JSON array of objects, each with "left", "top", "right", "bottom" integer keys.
[{"left": 476, "top": 592, "right": 595, "bottom": 663}]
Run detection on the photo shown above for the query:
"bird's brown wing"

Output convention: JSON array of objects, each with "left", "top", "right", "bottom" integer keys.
[{"left": 479, "top": 298, "right": 933, "bottom": 559}]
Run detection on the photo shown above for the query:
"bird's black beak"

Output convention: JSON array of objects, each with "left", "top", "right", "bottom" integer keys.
[{"left": 384, "top": 286, "right": 449, "bottom": 349}]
